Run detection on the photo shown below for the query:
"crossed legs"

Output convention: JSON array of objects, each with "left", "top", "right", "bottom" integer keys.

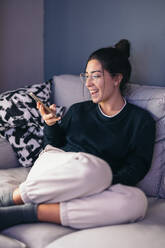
[
  {"left": 10, "top": 183, "right": 148, "bottom": 229},
  {"left": 0, "top": 147, "right": 148, "bottom": 230}
]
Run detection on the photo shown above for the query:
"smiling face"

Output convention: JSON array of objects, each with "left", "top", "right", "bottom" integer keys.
[{"left": 85, "top": 59, "right": 122, "bottom": 105}]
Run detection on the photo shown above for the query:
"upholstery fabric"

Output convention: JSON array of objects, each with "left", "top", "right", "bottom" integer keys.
[
  {"left": 0, "top": 80, "right": 52, "bottom": 167},
  {"left": 0, "top": 234, "right": 26, "bottom": 248},
  {"left": 53, "top": 74, "right": 90, "bottom": 111},
  {"left": 3, "top": 223, "right": 75, "bottom": 248},
  {"left": 0, "top": 137, "right": 19, "bottom": 169},
  {"left": 0, "top": 80, "right": 52, "bottom": 131},
  {"left": 0, "top": 167, "right": 30, "bottom": 192}
]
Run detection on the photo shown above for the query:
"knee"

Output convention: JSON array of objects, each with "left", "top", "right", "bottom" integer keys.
[
  {"left": 75, "top": 153, "right": 112, "bottom": 189},
  {"left": 132, "top": 187, "right": 148, "bottom": 221},
  {"left": 109, "top": 184, "right": 148, "bottom": 223},
  {"left": 117, "top": 185, "right": 148, "bottom": 222}
]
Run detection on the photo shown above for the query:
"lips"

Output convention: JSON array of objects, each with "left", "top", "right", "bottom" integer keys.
[{"left": 90, "top": 90, "right": 99, "bottom": 97}]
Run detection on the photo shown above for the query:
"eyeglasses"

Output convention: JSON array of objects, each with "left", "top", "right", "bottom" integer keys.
[{"left": 80, "top": 71, "right": 104, "bottom": 83}]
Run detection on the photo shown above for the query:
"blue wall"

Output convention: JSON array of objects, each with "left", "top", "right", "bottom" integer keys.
[{"left": 44, "top": 0, "right": 165, "bottom": 86}]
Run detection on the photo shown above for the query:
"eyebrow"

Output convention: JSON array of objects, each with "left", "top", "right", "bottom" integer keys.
[{"left": 85, "top": 70, "right": 102, "bottom": 73}]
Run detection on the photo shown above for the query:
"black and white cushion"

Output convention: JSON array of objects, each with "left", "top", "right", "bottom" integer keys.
[
  {"left": 0, "top": 80, "right": 52, "bottom": 131},
  {"left": 0, "top": 80, "right": 65, "bottom": 167}
]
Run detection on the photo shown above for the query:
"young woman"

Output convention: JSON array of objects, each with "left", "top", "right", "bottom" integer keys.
[{"left": 0, "top": 40, "right": 155, "bottom": 230}]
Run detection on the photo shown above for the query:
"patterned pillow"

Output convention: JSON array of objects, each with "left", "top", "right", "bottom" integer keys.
[
  {"left": 0, "top": 80, "right": 65, "bottom": 167},
  {"left": 0, "top": 80, "right": 52, "bottom": 131}
]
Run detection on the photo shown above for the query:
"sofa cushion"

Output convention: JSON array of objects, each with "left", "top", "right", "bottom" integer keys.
[
  {"left": 45, "top": 199, "right": 165, "bottom": 248},
  {"left": 0, "top": 80, "right": 52, "bottom": 131},
  {"left": 0, "top": 167, "right": 30, "bottom": 192},
  {"left": 52, "top": 75, "right": 90, "bottom": 111},
  {"left": 0, "top": 234, "right": 26, "bottom": 248},
  {"left": 124, "top": 84, "right": 165, "bottom": 198},
  {"left": 0, "top": 80, "right": 52, "bottom": 167},
  {"left": 0, "top": 81, "right": 65, "bottom": 168},
  {"left": 0, "top": 137, "right": 20, "bottom": 169},
  {"left": 3, "top": 223, "right": 75, "bottom": 248},
  {"left": 158, "top": 168, "right": 165, "bottom": 198}
]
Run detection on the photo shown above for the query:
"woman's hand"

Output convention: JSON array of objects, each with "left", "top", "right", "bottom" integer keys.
[{"left": 37, "top": 102, "right": 61, "bottom": 126}]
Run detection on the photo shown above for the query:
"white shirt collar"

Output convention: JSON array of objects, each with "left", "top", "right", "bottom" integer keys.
[{"left": 98, "top": 98, "right": 127, "bottom": 118}]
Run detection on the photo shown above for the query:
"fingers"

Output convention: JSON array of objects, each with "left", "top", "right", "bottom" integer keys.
[
  {"left": 37, "top": 102, "right": 61, "bottom": 126},
  {"left": 49, "top": 104, "right": 56, "bottom": 112},
  {"left": 44, "top": 113, "right": 61, "bottom": 126}
]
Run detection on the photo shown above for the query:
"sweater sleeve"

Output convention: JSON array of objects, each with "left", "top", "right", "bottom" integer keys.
[
  {"left": 112, "top": 117, "right": 156, "bottom": 186},
  {"left": 43, "top": 106, "right": 73, "bottom": 148}
]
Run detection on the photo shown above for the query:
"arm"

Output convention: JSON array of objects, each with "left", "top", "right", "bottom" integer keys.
[
  {"left": 112, "top": 118, "right": 156, "bottom": 186},
  {"left": 43, "top": 123, "right": 66, "bottom": 148},
  {"left": 37, "top": 102, "right": 73, "bottom": 148},
  {"left": 37, "top": 102, "right": 64, "bottom": 147}
]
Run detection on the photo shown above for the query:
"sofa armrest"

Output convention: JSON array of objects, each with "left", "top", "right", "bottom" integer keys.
[{"left": 0, "top": 137, "right": 20, "bottom": 169}]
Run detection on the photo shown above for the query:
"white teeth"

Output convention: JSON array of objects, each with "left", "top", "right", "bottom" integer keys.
[{"left": 90, "top": 90, "right": 98, "bottom": 94}]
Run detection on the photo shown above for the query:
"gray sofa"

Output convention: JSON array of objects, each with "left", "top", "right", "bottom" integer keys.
[{"left": 1, "top": 74, "right": 165, "bottom": 248}]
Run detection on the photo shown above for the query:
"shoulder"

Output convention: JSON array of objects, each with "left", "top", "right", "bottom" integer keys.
[
  {"left": 61, "top": 101, "right": 95, "bottom": 123},
  {"left": 127, "top": 102, "right": 155, "bottom": 126},
  {"left": 69, "top": 101, "right": 96, "bottom": 112}
]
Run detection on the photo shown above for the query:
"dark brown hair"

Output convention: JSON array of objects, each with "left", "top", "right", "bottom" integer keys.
[{"left": 87, "top": 39, "right": 131, "bottom": 93}]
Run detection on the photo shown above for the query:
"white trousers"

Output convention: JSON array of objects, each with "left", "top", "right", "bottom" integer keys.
[{"left": 19, "top": 145, "right": 148, "bottom": 229}]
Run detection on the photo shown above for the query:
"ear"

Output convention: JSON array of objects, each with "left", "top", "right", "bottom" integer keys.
[{"left": 114, "top": 74, "right": 123, "bottom": 87}]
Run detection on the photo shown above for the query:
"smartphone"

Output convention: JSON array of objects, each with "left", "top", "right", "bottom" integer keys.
[{"left": 29, "top": 92, "right": 54, "bottom": 114}]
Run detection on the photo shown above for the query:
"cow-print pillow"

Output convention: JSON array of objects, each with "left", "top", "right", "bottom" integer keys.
[
  {"left": 0, "top": 80, "right": 52, "bottom": 131},
  {"left": 0, "top": 80, "right": 65, "bottom": 167}
]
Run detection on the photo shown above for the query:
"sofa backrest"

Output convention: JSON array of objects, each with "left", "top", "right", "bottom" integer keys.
[
  {"left": 52, "top": 74, "right": 165, "bottom": 198},
  {"left": 52, "top": 75, "right": 90, "bottom": 110}
]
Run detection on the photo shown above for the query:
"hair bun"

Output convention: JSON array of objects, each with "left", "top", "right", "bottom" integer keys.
[{"left": 115, "top": 39, "right": 130, "bottom": 58}]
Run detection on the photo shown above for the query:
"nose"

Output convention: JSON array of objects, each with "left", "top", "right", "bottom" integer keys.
[{"left": 85, "top": 76, "right": 94, "bottom": 88}]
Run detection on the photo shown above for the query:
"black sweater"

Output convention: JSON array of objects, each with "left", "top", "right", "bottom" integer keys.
[{"left": 44, "top": 101, "right": 156, "bottom": 186}]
